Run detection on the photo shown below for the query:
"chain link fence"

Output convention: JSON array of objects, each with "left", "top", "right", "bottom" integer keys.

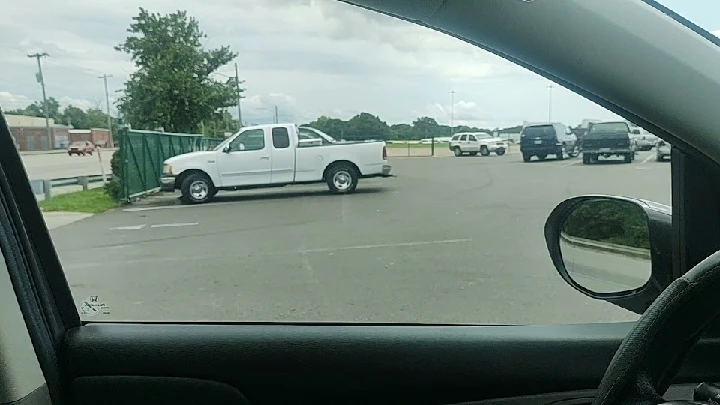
[{"left": 117, "top": 128, "right": 223, "bottom": 201}]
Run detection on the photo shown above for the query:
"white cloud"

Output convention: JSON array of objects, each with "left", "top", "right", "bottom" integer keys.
[{"left": 0, "top": 0, "right": 625, "bottom": 128}]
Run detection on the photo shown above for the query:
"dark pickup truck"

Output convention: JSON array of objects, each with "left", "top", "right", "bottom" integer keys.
[{"left": 581, "top": 121, "right": 636, "bottom": 164}]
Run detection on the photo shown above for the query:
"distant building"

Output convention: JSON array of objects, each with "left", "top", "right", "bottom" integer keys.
[
  {"left": 5, "top": 114, "right": 112, "bottom": 151},
  {"left": 68, "top": 129, "right": 113, "bottom": 148},
  {"left": 6, "top": 114, "right": 70, "bottom": 151}
]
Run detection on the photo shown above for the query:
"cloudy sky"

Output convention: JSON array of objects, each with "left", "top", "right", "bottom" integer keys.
[{"left": 0, "top": 0, "right": 717, "bottom": 128}]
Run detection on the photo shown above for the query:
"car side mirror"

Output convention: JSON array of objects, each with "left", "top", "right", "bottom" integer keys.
[
  {"left": 223, "top": 146, "right": 231, "bottom": 153},
  {"left": 632, "top": 129, "right": 641, "bottom": 135},
  {"left": 544, "top": 195, "right": 672, "bottom": 314}
]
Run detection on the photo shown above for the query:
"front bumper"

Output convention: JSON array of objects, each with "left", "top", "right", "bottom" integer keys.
[
  {"left": 487, "top": 143, "right": 507, "bottom": 151},
  {"left": 159, "top": 175, "right": 176, "bottom": 192}
]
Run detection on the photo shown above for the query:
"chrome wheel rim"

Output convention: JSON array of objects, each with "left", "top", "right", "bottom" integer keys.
[
  {"left": 332, "top": 170, "right": 352, "bottom": 191},
  {"left": 190, "top": 180, "right": 209, "bottom": 200}
]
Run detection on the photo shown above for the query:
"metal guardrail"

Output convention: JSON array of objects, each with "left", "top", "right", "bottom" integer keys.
[
  {"left": 31, "top": 174, "right": 111, "bottom": 201},
  {"left": 50, "top": 175, "right": 109, "bottom": 188}
]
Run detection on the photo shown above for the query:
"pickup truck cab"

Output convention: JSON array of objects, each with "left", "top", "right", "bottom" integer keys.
[
  {"left": 160, "top": 124, "right": 392, "bottom": 204},
  {"left": 581, "top": 121, "right": 637, "bottom": 164}
]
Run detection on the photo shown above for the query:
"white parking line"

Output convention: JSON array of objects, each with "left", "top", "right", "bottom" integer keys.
[
  {"left": 111, "top": 224, "right": 147, "bottom": 230},
  {"left": 304, "top": 238, "right": 472, "bottom": 253},
  {"left": 150, "top": 222, "right": 199, "bottom": 228},
  {"left": 641, "top": 153, "right": 654, "bottom": 164}
]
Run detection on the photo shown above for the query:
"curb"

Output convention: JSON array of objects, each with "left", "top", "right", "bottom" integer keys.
[{"left": 560, "top": 233, "right": 651, "bottom": 260}]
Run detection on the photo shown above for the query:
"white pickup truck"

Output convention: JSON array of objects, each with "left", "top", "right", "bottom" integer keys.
[{"left": 160, "top": 124, "right": 392, "bottom": 204}]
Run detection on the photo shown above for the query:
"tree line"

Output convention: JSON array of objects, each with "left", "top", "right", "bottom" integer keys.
[
  {"left": 304, "top": 114, "right": 523, "bottom": 141},
  {"left": 6, "top": 97, "right": 115, "bottom": 130}
]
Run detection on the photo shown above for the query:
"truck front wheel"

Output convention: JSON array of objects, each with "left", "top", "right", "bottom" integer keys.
[
  {"left": 326, "top": 163, "right": 359, "bottom": 194},
  {"left": 180, "top": 173, "right": 216, "bottom": 204}
]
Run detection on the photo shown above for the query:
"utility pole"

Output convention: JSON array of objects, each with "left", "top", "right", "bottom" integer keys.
[
  {"left": 99, "top": 74, "right": 113, "bottom": 146},
  {"left": 234, "top": 63, "right": 243, "bottom": 130},
  {"left": 450, "top": 90, "right": 456, "bottom": 136},
  {"left": 547, "top": 84, "right": 554, "bottom": 122},
  {"left": 274, "top": 105, "right": 278, "bottom": 124},
  {"left": 28, "top": 52, "right": 51, "bottom": 149}
]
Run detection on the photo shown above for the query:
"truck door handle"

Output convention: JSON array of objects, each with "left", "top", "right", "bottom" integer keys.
[{"left": 260, "top": 156, "right": 270, "bottom": 160}]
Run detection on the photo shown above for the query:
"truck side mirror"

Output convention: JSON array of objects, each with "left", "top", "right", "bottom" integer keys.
[{"left": 544, "top": 195, "right": 673, "bottom": 314}]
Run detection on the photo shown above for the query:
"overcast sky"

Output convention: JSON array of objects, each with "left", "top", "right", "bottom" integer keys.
[{"left": 0, "top": 0, "right": 717, "bottom": 128}]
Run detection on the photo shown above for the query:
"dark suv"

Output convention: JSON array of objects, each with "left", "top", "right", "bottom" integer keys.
[
  {"left": 581, "top": 121, "right": 636, "bottom": 164},
  {"left": 519, "top": 123, "right": 578, "bottom": 162}
]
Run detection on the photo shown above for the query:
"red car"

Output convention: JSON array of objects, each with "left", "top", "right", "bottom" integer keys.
[{"left": 67, "top": 141, "right": 95, "bottom": 156}]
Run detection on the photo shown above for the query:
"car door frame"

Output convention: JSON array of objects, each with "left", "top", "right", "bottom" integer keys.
[
  {"left": 216, "top": 128, "right": 272, "bottom": 187},
  {"left": 269, "top": 125, "right": 296, "bottom": 184},
  {"left": 4, "top": 0, "right": 720, "bottom": 404}
]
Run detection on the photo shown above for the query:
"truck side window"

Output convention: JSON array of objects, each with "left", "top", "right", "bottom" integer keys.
[
  {"left": 230, "top": 129, "right": 265, "bottom": 152},
  {"left": 272, "top": 127, "right": 290, "bottom": 149},
  {"left": 460, "top": 135, "right": 467, "bottom": 141},
  {"left": 468, "top": 135, "right": 477, "bottom": 142}
]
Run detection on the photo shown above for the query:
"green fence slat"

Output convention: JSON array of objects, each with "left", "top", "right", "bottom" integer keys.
[{"left": 119, "top": 129, "right": 206, "bottom": 199}]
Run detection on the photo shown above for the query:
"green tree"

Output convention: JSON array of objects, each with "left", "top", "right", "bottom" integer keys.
[
  {"left": 308, "top": 116, "right": 347, "bottom": 140},
  {"left": 563, "top": 200, "right": 650, "bottom": 249},
  {"left": 345, "top": 113, "right": 390, "bottom": 141},
  {"left": 7, "top": 97, "right": 62, "bottom": 123},
  {"left": 60, "top": 105, "right": 88, "bottom": 128},
  {"left": 389, "top": 124, "right": 413, "bottom": 140},
  {"left": 115, "top": 8, "right": 239, "bottom": 133},
  {"left": 412, "top": 116, "right": 440, "bottom": 139}
]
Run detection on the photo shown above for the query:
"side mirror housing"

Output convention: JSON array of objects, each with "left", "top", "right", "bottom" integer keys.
[
  {"left": 222, "top": 145, "right": 231, "bottom": 153},
  {"left": 544, "top": 195, "right": 672, "bottom": 314}
]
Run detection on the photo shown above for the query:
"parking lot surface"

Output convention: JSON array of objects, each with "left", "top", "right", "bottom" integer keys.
[
  {"left": 22, "top": 150, "right": 113, "bottom": 180},
  {"left": 50, "top": 150, "right": 670, "bottom": 324}
]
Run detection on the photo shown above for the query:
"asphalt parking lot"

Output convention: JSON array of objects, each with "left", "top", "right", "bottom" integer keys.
[
  {"left": 50, "top": 149, "right": 670, "bottom": 325},
  {"left": 22, "top": 150, "right": 113, "bottom": 180}
]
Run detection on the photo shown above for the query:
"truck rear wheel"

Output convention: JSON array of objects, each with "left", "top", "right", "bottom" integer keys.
[
  {"left": 326, "top": 163, "right": 359, "bottom": 194},
  {"left": 180, "top": 173, "right": 216, "bottom": 204},
  {"left": 624, "top": 153, "right": 633, "bottom": 163},
  {"left": 453, "top": 147, "right": 463, "bottom": 157}
]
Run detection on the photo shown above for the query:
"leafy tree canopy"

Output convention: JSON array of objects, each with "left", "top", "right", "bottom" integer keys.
[{"left": 115, "top": 8, "right": 240, "bottom": 133}]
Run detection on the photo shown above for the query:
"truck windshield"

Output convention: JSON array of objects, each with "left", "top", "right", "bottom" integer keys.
[
  {"left": 588, "top": 122, "right": 630, "bottom": 134},
  {"left": 214, "top": 131, "right": 242, "bottom": 151}
]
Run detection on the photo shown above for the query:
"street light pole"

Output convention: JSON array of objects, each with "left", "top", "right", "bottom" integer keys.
[
  {"left": 99, "top": 74, "right": 113, "bottom": 146},
  {"left": 274, "top": 105, "right": 278, "bottom": 124},
  {"left": 28, "top": 52, "right": 51, "bottom": 149},
  {"left": 450, "top": 90, "right": 455, "bottom": 137},
  {"left": 547, "top": 84, "right": 554, "bottom": 122}
]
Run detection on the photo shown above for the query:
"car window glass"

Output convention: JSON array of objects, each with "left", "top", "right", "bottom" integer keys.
[
  {"left": 588, "top": 122, "right": 630, "bottom": 134},
  {"left": 230, "top": 129, "right": 265, "bottom": 151},
  {"left": 12, "top": 0, "right": 685, "bottom": 326},
  {"left": 272, "top": 127, "right": 290, "bottom": 149}
]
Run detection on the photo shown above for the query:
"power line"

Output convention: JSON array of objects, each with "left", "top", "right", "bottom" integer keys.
[{"left": 28, "top": 52, "right": 51, "bottom": 149}]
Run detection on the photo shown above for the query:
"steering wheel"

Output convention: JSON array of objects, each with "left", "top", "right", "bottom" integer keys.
[{"left": 593, "top": 250, "right": 720, "bottom": 405}]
